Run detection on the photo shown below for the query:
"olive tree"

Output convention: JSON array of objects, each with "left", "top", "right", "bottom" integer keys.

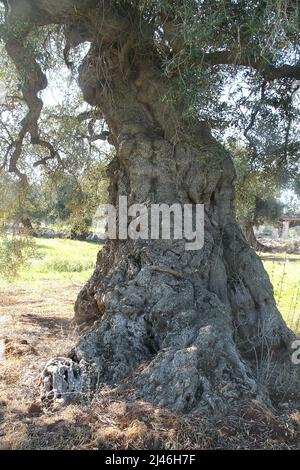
[{"left": 0, "top": 0, "right": 299, "bottom": 412}]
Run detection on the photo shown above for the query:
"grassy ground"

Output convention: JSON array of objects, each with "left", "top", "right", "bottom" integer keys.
[
  {"left": 0, "top": 238, "right": 299, "bottom": 449},
  {"left": 5, "top": 237, "right": 299, "bottom": 332},
  {"left": 0, "top": 238, "right": 100, "bottom": 449},
  {"left": 262, "top": 255, "right": 300, "bottom": 334},
  {"left": 18, "top": 238, "right": 100, "bottom": 282}
]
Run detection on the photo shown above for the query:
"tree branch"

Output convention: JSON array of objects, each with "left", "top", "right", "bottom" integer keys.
[
  {"left": 5, "top": 32, "right": 47, "bottom": 180},
  {"left": 200, "top": 51, "right": 300, "bottom": 81},
  {"left": 0, "top": 0, "right": 104, "bottom": 179}
]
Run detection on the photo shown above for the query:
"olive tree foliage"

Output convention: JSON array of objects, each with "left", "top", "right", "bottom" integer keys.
[
  {"left": 0, "top": 1, "right": 298, "bottom": 199},
  {"left": 0, "top": 172, "right": 36, "bottom": 279},
  {"left": 1, "top": 0, "right": 300, "bottom": 174},
  {"left": 37, "top": 161, "right": 109, "bottom": 236},
  {"left": 229, "top": 140, "right": 285, "bottom": 250}
]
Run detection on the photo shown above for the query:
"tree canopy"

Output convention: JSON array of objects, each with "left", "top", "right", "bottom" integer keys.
[{"left": 0, "top": 1, "right": 298, "bottom": 184}]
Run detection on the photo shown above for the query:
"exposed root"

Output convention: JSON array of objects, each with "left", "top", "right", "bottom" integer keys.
[{"left": 40, "top": 357, "right": 96, "bottom": 407}]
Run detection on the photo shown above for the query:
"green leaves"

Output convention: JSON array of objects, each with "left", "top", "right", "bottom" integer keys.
[{"left": 0, "top": 233, "right": 36, "bottom": 280}]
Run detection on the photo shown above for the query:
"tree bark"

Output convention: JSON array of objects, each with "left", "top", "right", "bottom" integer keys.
[
  {"left": 244, "top": 223, "right": 272, "bottom": 253},
  {"left": 40, "top": 41, "right": 297, "bottom": 413},
  {"left": 20, "top": 217, "right": 36, "bottom": 236}
]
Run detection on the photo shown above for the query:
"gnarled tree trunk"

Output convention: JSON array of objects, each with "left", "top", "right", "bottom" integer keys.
[
  {"left": 2, "top": 0, "right": 296, "bottom": 413},
  {"left": 47, "top": 42, "right": 294, "bottom": 413}
]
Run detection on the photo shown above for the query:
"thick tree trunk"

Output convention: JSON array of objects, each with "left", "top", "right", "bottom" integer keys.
[
  {"left": 21, "top": 217, "right": 33, "bottom": 231},
  {"left": 244, "top": 223, "right": 272, "bottom": 253},
  {"left": 20, "top": 217, "right": 36, "bottom": 237},
  {"left": 41, "top": 40, "right": 296, "bottom": 413}
]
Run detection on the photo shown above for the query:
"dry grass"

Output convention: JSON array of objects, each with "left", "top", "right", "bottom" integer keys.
[
  {"left": 0, "top": 278, "right": 79, "bottom": 449},
  {"left": 10, "top": 392, "right": 298, "bottom": 450}
]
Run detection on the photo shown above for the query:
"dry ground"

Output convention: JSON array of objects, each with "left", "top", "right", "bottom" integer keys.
[
  {"left": 0, "top": 239, "right": 299, "bottom": 450},
  {"left": 0, "top": 279, "right": 79, "bottom": 449},
  {"left": 0, "top": 279, "right": 299, "bottom": 450}
]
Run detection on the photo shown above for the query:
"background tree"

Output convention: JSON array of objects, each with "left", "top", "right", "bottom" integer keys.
[
  {"left": 31, "top": 161, "right": 109, "bottom": 238},
  {"left": 230, "top": 140, "right": 284, "bottom": 251},
  {"left": 0, "top": 172, "right": 37, "bottom": 279},
  {"left": 0, "top": 0, "right": 299, "bottom": 413},
  {"left": 0, "top": 23, "right": 109, "bottom": 274}
]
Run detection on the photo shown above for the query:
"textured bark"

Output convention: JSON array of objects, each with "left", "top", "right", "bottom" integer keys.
[
  {"left": 48, "top": 42, "right": 295, "bottom": 413},
  {"left": 2, "top": 0, "right": 297, "bottom": 413}
]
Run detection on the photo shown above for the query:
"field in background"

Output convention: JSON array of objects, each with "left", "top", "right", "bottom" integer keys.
[
  {"left": 17, "top": 238, "right": 100, "bottom": 282},
  {"left": 262, "top": 255, "right": 300, "bottom": 333},
  {"left": 0, "top": 238, "right": 299, "bottom": 332}
]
